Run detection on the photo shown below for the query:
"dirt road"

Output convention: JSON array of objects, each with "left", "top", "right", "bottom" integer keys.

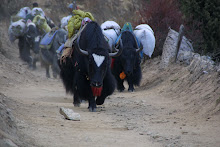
[{"left": 1, "top": 60, "right": 220, "bottom": 147}]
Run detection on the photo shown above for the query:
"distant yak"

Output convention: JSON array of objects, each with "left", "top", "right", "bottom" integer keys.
[
  {"left": 40, "top": 28, "right": 67, "bottom": 78},
  {"left": 111, "top": 30, "right": 143, "bottom": 92}
]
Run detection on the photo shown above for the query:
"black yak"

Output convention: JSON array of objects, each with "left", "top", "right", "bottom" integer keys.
[
  {"left": 59, "top": 21, "right": 122, "bottom": 112},
  {"left": 111, "top": 30, "right": 143, "bottom": 92}
]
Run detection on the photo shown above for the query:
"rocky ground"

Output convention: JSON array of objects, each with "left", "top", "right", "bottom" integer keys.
[{"left": 0, "top": 0, "right": 220, "bottom": 147}]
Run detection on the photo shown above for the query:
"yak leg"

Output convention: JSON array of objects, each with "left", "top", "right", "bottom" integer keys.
[
  {"left": 45, "top": 64, "right": 50, "bottom": 78},
  {"left": 115, "top": 75, "right": 125, "bottom": 92},
  {"left": 127, "top": 75, "right": 134, "bottom": 92},
  {"left": 52, "top": 66, "right": 58, "bottom": 78},
  {"left": 96, "top": 95, "right": 106, "bottom": 106},
  {"left": 19, "top": 45, "right": 33, "bottom": 69},
  {"left": 118, "top": 79, "right": 125, "bottom": 92},
  {"left": 73, "top": 92, "right": 81, "bottom": 107},
  {"left": 52, "top": 55, "right": 60, "bottom": 78},
  {"left": 88, "top": 97, "right": 97, "bottom": 112},
  {"left": 32, "top": 53, "right": 39, "bottom": 70}
]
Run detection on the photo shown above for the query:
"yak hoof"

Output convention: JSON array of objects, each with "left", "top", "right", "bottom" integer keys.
[
  {"left": 32, "top": 66, "right": 37, "bottom": 70},
  {"left": 118, "top": 87, "right": 125, "bottom": 92},
  {"left": 28, "top": 65, "right": 34, "bottom": 70},
  {"left": 46, "top": 74, "right": 50, "bottom": 78},
  {"left": 74, "top": 103, "right": 80, "bottom": 107},
  {"left": 89, "top": 107, "right": 96, "bottom": 112},
  {"left": 53, "top": 74, "right": 57, "bottom": 79},
  {"left": 128, "top": 89, "right": 135, "bottom": 92},
  {"left": 118, "top": 86, "right": 125, "bottom": 92}
]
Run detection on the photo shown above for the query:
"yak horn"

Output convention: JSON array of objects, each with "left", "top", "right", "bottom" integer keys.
[
  {"left": 134, "top": 33, "right": 143, "bottom": 52},
  {"left": 136, "top": 43, "right": 143, "bottom": 52},
  {"left": 75, "top": 33, "right": 89, "bottom": 56},
  {"left": 110, "top": 39, "right": 123, "bottom": 57}
]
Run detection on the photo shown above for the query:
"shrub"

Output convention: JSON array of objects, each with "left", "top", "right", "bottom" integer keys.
[
  {"left": 180, "top": 0, "right": 220, "bottom": 60},
  {"left": 136, "top": 0, "right": 183, "bottom": 57}
]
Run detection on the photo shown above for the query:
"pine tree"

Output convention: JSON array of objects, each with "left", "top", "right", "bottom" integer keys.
[{"left": 180, "top": 0, "right": 220, "bottom": 56}]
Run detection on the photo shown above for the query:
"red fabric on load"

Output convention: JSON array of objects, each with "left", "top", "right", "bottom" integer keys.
[
  {"left": 111, "top": 58, "right": 115, "bottom": 69},
  {"left": 91, "top": 87, "right": 103, "bottom": 96}
]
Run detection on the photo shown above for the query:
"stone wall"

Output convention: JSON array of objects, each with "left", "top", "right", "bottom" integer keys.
[{"left": 160, "top": 27, "right": 220, "bottom": 80}]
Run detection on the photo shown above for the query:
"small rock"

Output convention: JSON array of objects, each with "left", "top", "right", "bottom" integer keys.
[
  {"left": 181, "top": 131, "right": 188, "bottom": 135},
  {"left": 203, "top": 70, "right": 208, "bottom": 74},
  {"left": 152, "top": 135, "right": 160, "bottom": 139},
  {"left": 139, "top": 132, "right": 144, "bottom": 135},
  {"left": 59, "top": 107, "right": 80, "bottom": 121},
  {"left": 147, "top": 131, "right": 152, "bottom": 135}
]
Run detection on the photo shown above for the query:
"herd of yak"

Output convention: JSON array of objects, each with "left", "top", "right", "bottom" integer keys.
[{"left": 8, "top": 7, "right": 155, "bottom": 112}]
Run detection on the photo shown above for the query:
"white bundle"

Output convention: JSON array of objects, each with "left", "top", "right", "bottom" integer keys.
[
  {"left": 101, "top": 21, "right": 121, "bottom": 51},
  {"left": 31, "top": 8, "right": 45, "bottom": 17},
  {"left": 17, "top": 7, "right": 31, "bottom": 19},
  {"left": 8, "top": 19, "right": 26, "bottom": 42},
  {"left": 134, "top": 24, "right": 155, "bottom": 58},
  {"left": 61, "top": 15, "right": 72, "bottom": 29}
]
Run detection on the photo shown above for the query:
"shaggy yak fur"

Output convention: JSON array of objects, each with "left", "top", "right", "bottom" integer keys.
[
  {"left": 111, "top": 31, "right": 142, "bottom": 92},
  {"left": 59, "top": 22, "right": 118, "bottom": 112}
]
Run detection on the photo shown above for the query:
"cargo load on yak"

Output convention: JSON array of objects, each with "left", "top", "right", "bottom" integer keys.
[
  {"left": 31, "top": 7, "right": 45, "bottom": 17},
  {"left": 8, "top": 19, "right": 26, "bottom": 42},
  {"left": 39, "top": 27, "right": 59, "bottom": 50},
  {"left": 33, "top": 15, "right": 51, "bottom": 34},
  {"left": 101, "top": 20, "right": 121, "bottom": 52},
  {"left": 10, "top": 7, "right": 31, "bottom": 23},
  {"left": 58, "top": 17, "right": 93, "bottom": 63},
  {"left": 67, "top": 9, "right": 95, "bottom": 38},
  {"left": 115, "top": 22, "right": 134, "bottom": 45},
  {"left": 60, "top": 15, "right": 72, "bottom": 30},
  {"left": 134, "top": 24, "right": 155, "bottom": 58},
  {"left": 24, "top": 7, "right": 45, "bottom": 22},
  {"left": 115, "top": 22, "right": 145, "bottom": 58}
]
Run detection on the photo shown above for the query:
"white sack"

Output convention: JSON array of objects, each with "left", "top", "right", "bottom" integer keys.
[
  {"left": 31, "top": 8, "right": 45, "bottom": 17},
  {"left": 101, "top": 21, "right": 121, "bottom": 51},
  {"left": 61, "top": 15, "right": 72, "bottom": 29},
  {"left": 8, "top": 19, "right": 26, "bottom": 42},
  {"left": 134, "top": 24, "right": 155, "bottom": 57},
  {"left": 17, "top": 7, "right": 31, "bottom": 19}
]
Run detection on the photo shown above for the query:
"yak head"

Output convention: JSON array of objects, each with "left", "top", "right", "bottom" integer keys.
[
  {"left": 119, "top": 31, "right": 143, "bottom": 75},
  {"left": 25, "top": 22, "right": 40, "bottom": 54},
  {"left": 75, "top": 22, "right": 122, "bottom": 96}
]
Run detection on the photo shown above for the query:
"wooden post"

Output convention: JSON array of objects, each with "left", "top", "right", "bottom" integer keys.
[{"left": 175, "top": 24, "right": 184, "bottom": 62}]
